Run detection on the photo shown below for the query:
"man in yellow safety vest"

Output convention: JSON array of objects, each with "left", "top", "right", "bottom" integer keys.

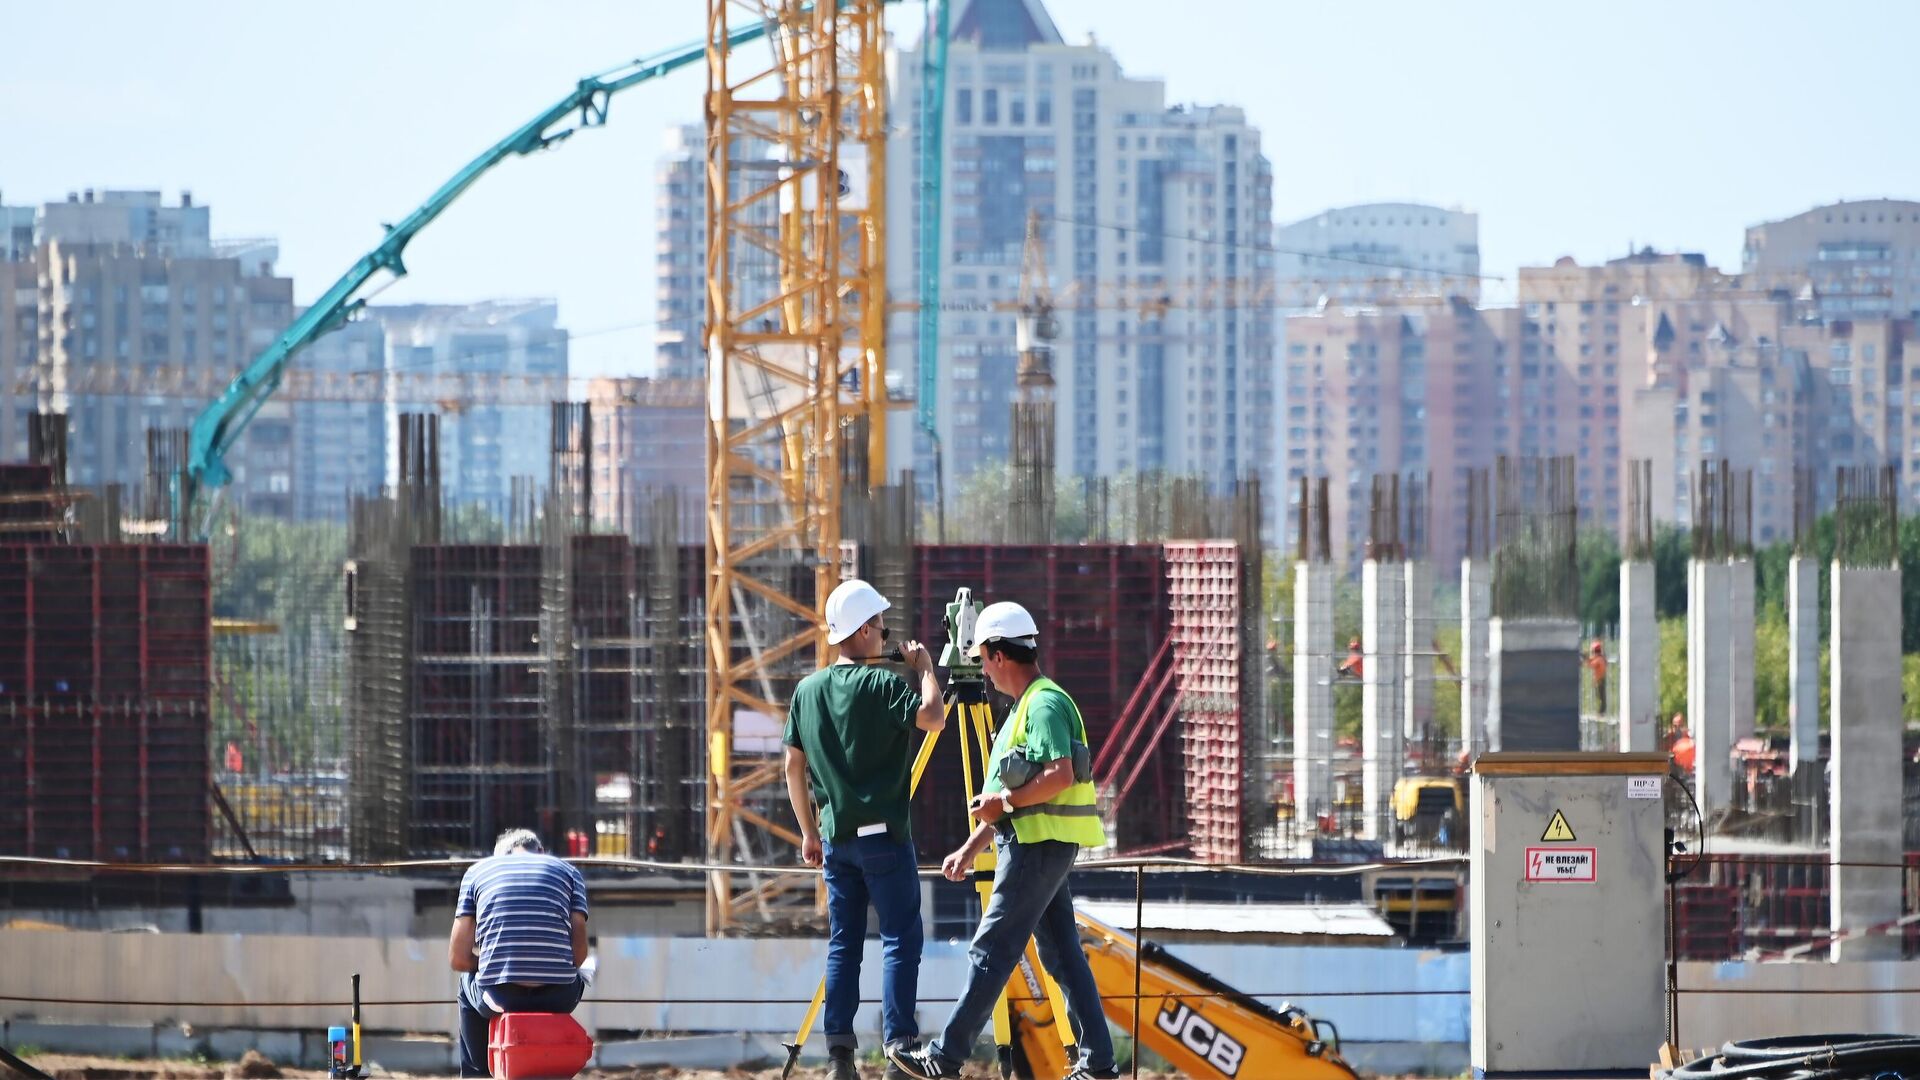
[{"left": 889, "top": 602, "right": 1116, "bottom": 1080}]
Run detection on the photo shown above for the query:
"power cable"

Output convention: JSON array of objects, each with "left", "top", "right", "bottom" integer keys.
[{"left": 1661, "top": 1035, "right": 1920, "bottom": 1079}]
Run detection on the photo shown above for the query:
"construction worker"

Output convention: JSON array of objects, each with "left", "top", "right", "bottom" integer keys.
[
  {"left": 1337, "top": 636, "right": 1364, "bottom": 679},
  {"left": 448, "top": 828, "right": 592, "bottom": 1078},
  {"left": 784, "top": 579, "right": 944, "bottom": 1080},
  {"left": 890, "top": 601, "right": 1118, "bottom": 1080},
  {"left": 1587, "top": 641, "right": 1610, "bottom": 714},
  {"left": 1668, "top": 713, "right": 1696, "bottom": 772}
]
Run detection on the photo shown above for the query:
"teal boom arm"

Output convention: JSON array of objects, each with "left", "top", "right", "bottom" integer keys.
[{"left": 185, "top": 28, "right": 765, "bottom": 494}]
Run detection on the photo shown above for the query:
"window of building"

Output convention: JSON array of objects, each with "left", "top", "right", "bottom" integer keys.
[
  {"left": 983, "top": 89, "right": 999, "bottom": 123},
  {"left": 955, "top": 89, "right": 972, "bottom": 124}
]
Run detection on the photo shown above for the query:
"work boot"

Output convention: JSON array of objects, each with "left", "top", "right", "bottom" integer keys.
[{"left": 827, "top": 1045, "right": 861, "bottom": 1080}]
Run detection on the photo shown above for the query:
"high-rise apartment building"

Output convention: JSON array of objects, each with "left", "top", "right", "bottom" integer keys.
[
  {"left": 1274, "top": 203, "right": 1481, "bottom": 307},
  {"left": 1745, "top": 198, "right": 1920, "bottom": 320},
  {"left": 292, "top": 314, "right": 388, "bottom": 520},
  {"left": 0, "top": 190, "right": 298, "bottom": 515},
  {"left": 585, "top": 376, "right": 704, "bottom": 533},
  {"left": 886, "top": 0, "right": 1275, "bottom": 495},
  {"left": 1288, "top": 240, "right": 1915, "bottom": 566},
  {"left": 1283, "top": 297, "right": 1517, "bottom": 569},
  {"left": 376, "top": 301, "right": 569, "bottom": 510},
  {"left": 653, "top": 125, "right": 778, "bottom": 383},
  {"left": 653, "top": 125, "right": 705, "bottom": 382}
]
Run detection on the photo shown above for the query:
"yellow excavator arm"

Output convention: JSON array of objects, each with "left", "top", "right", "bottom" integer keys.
[{"left": 1003, "top": 912, "right": 1360, "bottom": 1080}]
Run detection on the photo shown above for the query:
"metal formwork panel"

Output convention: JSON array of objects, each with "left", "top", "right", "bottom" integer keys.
[{"left": 1165, "top": 541, "right": 1244, "bottom": 862}]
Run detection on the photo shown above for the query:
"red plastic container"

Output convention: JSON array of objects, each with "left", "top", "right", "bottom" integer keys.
[{"left": 487, "top": 1012, "right": 593, "bottom": 1079}]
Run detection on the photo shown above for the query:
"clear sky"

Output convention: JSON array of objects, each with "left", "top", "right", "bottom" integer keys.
[{"left": 4, "top": 1, "right": 1916, "bottom": 382}]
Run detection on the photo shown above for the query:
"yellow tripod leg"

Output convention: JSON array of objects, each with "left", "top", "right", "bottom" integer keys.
[{"left": 783, "top": 706, "right": 951, "bottom": 1079}]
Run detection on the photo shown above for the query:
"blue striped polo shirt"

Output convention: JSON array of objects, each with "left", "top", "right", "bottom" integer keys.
[{"left": 455, "top": 852, "right": 589, "bottom": 986}]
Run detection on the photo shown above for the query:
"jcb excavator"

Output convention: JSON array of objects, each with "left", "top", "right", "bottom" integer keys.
[{"left": 998, "top": 911, "right": 1359, "bottom": 1080}]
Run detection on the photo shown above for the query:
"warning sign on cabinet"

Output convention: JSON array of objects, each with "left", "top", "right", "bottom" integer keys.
[{"left": 1524, "top": 846, "right": 1596, "bottom": 883}]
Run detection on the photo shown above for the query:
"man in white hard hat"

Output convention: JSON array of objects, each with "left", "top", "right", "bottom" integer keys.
[
  {"left": 890, "top": 602, "right": 1117, "bottom": 1080},
  {"left": 784, "top": 579, "right": 944, "bottom": 1079}
]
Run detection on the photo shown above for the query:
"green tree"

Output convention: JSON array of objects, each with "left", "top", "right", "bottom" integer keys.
[
  {"left": 1651, "top": 526, "right": 1689, "bottom": 618},
  {"left": 1577, "top": 527, "right": 1622, "bottom": 629},
  {"left": 1657, "top": 616, "right": 1687, "bottom": 724}
]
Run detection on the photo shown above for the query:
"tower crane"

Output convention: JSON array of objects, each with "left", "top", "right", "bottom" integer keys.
[{"left": 702, "top": 0, "right": 893, "bottom": 931}]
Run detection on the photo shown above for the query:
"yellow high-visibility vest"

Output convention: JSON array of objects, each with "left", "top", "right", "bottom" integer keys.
[{"left": 1001, "top": 677, "right": 1104, "bottom": 847}]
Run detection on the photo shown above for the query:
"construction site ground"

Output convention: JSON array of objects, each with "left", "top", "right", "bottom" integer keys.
[{"left": 16, "top": 1054, "right": 1230, "bottom": 1080}]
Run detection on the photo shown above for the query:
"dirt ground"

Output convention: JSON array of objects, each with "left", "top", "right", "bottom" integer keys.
[{"left": 16, "top": 1055, "right": 1201, "bottom": 1080}]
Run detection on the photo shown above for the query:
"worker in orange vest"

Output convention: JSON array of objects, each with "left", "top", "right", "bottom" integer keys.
[
  {"left": 1587, "top": 641, "right": 1609, "bottom": 713},
  {"left": 1337, "top": 637, "right": 1364, "bottom": 679},
  {"left": 1668, "top": 713, "right": 1695, "bottom": 772}
]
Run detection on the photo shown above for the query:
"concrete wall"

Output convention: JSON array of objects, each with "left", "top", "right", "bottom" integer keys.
[
  {"left": 0, "top": 928, "right": 1470, "bottom": 1073},
  {"left": 1619, "top": 560, "right": 1658, "bottom": 752},
  {"left": 1362, "top": 559, "right": 1405, "bottom": 839},
  {"left": 1727, "top": 558, "right": 1756, "bottom": 743},
  {"left": 1403, "top": 560, "right": 1434, "bottom": 743},
  {"left": 1787, "top": 555, "right": 1821, "bottom": 773},
  {"left": 1830, "top": 564, "right": 1904, "bottom": 960},
  {"left": 1293, "top": 560, "right": 1335, "bottom": 818},
  {"left": 1485, "top": 618, "right": 1579, "bottom": 751},
  {"left": 1461, "top": 558, "right": 1491, "bottom": 754},
  {"left": 1688, "top": 559, "right": 1733, "bottom": 811},
  {"left": 1677, "top": 959, "right": 1920, "bottom": 1045}
]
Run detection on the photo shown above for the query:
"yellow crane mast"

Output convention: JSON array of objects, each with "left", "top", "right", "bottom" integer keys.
[{"left": 703, "top": 0, "right": 889, "bottom": 932}]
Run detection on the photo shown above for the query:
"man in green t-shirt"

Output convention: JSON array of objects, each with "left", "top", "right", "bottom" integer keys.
[
  {"left": 784, "top": 579, "right": 944, "bottom": 1079},
  {"left": 891, "top": 601, "right": 1117, "bottom": 1080}
]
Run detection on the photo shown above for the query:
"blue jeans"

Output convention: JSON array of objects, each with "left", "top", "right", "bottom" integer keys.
[
  {"left": 457, "top": 971, "right": 586, "bottom": 1077},
  {"left": 927, "top": 834, "right": 1114, "bottom": 1073},
  {"left": 822, "top": 833, "right": 924, "bottom": 1050}
]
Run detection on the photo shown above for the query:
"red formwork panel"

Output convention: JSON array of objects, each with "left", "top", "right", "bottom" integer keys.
[
  {"left": 0, "top": 542, "right": 210, "bottom": 861},
  {"left": 1165, "top": 542, "right": 1244, "bottom": 863},
  {"left": 908, "top": 545, "right": 1173, "bottom": 855}
]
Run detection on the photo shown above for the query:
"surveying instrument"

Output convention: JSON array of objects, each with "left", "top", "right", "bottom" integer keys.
[{"left": 781, "top": 588, "right": 1079, "bottom": 1080}]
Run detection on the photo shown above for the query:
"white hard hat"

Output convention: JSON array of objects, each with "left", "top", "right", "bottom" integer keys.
[
  {"left": 971, "top": 601, "right": 1039, "bottom": 658},
  {"left": 824, "top": 579, "right": 890, "bottom": 645}
]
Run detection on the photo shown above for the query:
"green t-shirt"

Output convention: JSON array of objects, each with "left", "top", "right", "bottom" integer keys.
[
  {"left": 984, "top": 682, "right": 1080, "bottom": 795},
  {"left": 782, "top": 663, "right": 920, "bottom": 843}
]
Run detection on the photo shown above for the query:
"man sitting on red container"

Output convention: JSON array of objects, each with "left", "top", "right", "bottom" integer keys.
[{"left": 448, "top": 828, "right": 593, "bottom": 1078}]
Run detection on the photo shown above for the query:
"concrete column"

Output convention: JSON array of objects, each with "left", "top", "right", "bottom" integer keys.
[
  {"left": 1362, "top": 559, "right": 1404, "bottom": 841},
  {"left": 1618, "top": 560, "right": 1658, "bottom": 752},
  {"left": 1728, "top": 557, "right": 1756, "bottom": 745},
  {"left": 1487, "top": 618, "right": 1580, "bottom": 751},
  {"left": 1787, "top": 555, "right": 1820, "bottom": 776},
  {"left": 1461, "top": 558, "right": 1491, "bottom": 756},
  {"left": 1403, "top": 560, "right": 1434, "bottom": 744},
  {"left": 1291, "top": 560, "right": 1335, "bottom": 822},
  {"left": 1688, "top": 559, "right": 1733, "bottom": 814},
  {"left": 1830, "top": 565, "right": 1903, "bottom": 961}
]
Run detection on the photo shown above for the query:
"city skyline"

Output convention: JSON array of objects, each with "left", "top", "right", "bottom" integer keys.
[{"left": 5, "top": 1, "right": 1916, "bottom": 384}]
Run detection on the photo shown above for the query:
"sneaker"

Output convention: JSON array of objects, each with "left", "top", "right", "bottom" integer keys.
[
  {"left": 1063, "top": 1068, "right": 1120, "bottom": 1080},
  {"left": 882, "top": 1039, "right": 920, "bottom": 1080},
  {"left": 827, "top": 1045, "right": 861, "bottom": 1080},
  {"left": 885, "top": 1045, "right": 963, "bottom": 1079}
]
